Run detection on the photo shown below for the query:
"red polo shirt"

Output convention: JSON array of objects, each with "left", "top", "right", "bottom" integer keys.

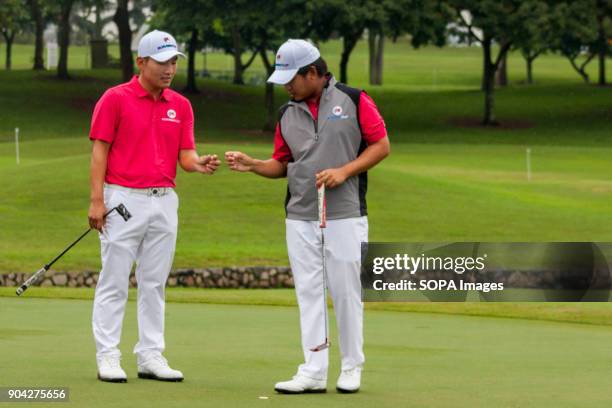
[{"left": 89, "top": 76, "right": 196, "bottom": 188}]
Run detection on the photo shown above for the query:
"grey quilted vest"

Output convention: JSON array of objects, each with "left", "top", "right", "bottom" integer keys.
[{"left": 278, "top": 75, "right": 368, "bottom": 221}]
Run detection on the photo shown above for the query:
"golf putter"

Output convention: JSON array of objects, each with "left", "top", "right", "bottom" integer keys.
[
  {"left": 16, "top": 204, "right": 132, "bottom": 296},
  {"left": 311, "top": 184, "right": 330, "bottom": 352}
]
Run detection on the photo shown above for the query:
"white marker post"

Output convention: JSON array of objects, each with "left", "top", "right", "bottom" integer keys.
[
  {"left": 526, "top": 148, "right": 531, "bottom": 182},
  {"left": 15, "top": 127, "right": 20, "bottom": 165},
  {"left": 46, "top": 42, "right": 58, "bottom": 70}
]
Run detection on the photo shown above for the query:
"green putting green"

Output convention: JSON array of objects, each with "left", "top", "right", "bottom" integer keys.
[{"left": 1, "top": 294, "right": 612, "bottom": 407}]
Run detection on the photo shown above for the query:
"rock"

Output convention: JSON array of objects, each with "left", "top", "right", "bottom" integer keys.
[
  {"left": 167, "top": 277, "right": 177, "bottom": 287},
  {"left": 40, "top": 278, "right": 53, "bottom": 287},
  {"left": 52, "top": 273, "right": 68, "bottom": 286},
  {"left": 183, "top": 275, "right": 195, "bottom": 287}
]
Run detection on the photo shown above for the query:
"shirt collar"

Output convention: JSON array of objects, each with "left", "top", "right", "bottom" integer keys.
[
  {"left": 129, "top": 75, "right": 173, "bottom": 102},
  {"left": 290, "top": 73, "right": 335, "bottom": 105}
]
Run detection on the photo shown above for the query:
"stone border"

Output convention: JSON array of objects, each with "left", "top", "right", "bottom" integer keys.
[{"left": 0, "top": 267, "right": 294, "bottom": 289}]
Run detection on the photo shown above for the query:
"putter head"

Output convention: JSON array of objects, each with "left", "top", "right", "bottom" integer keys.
[
  {"left": 115, "top": 204, "right": 132, "bottom": 222},
  {"left": 310, "top": 339, "right": 330, "bottom": 352}
]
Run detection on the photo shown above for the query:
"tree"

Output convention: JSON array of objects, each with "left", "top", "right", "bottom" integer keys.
[
  {"left": 114, "top": 0, "right": 150, "bottom": 81},
  {"left": 448, "top": 1, "right": 525, "bottom": 125},
  {"left": 496, "top": 52, "right": 508, "bottom": 86},
  {"left": 252, "top": 0, "right": 309, "bottom": 130},
  {"left": 378, "top": 0, "right": 450, "bottom": 86},
  {"left": 114, "top": 0, "right": 133, "bottom": 81},
  {"left": 54, "top": 0, "right": 76, "bottom": 78},
  {"left": 73, "top": 0, "right": 113, "bottom": 40},
  {"left": 594, "top": 0, "right": 612, "bottom": 85},
  {"left": 151, "top": 0, "right": 214, "bottom": 93},
  {"left": 209, "top": 0, "right": 261, "bottom": 85},
  {"left": 549, "top": 0, "right": 599, "bottom": 84},
  {"left": 514, "top": 1, "right": 551, "bottom": 84},
  {"left": 27, "top": 0, "right": 47, "bottom": 70},
  {"left": 335, "top": 1, "right": 369, "bottom": 84},
  {"left": 0, "top": 0, "right": 29, "bottom": 70}
]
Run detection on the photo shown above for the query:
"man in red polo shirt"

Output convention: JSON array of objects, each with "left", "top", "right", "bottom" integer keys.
[{"left": 88, "top": 30, "right": 220, "bottom": 383}]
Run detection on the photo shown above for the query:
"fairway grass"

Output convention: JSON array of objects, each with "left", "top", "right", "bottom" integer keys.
[
  {"left": 0, "top": 140, "right": 610, "bottom": 271},
  {"left": 1, "top": 295, "right": 612, "bottom": 407},
  {"left": 2, "top": 287, "right": 612, "bottom": 326}
]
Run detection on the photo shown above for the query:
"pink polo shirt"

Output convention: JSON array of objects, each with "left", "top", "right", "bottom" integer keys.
[{"left": 89, "top": 76, "right": 196, "bottom": 188}]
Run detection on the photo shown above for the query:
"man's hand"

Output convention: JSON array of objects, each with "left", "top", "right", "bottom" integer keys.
[
  {"left": 316, "top": 168, "right": 349, "bottom": 189},
  {"left": 225, "top": 151, "right": 256, "bottom": 172},
  {"left": 193, "top": 154, "right": 220, "bottom": 174},
  {"left": 88, "top": 200, "right": 107, "bottom": 232}
]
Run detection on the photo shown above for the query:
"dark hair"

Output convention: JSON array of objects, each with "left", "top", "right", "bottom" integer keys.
[{"left": 297, "top": 57, "right": 328, "bottom": 77}]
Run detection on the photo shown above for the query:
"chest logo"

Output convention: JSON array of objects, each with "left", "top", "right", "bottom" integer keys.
[
  {"left": 167, "top": 109, "right": 177, "bottom": 119},
  {"left": 332, "top": 106, "right": 343, "bottom": 116}
]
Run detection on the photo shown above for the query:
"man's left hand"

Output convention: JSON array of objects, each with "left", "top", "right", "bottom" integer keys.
[{"left": 316, "top": 168, "right": 348, "bottom": 189}]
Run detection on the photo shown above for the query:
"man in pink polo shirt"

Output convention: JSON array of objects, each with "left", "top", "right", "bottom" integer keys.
[{"left": 88, "top": 30, "right": 220, "bottom": 383}]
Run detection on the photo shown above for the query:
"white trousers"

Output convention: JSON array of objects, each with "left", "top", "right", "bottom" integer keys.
[
  {"left": 286, "top": 216, "right": 368, "bottom": 380},
  {"left": 92, "top": 186, "right": 178, "bottom": 361}
]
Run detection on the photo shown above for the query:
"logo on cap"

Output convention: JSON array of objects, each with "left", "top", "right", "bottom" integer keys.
[{"left": 164, "top": 37, "right": 170, "bottom": 42}]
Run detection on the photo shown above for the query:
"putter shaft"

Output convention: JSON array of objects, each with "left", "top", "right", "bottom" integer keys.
[{"left": 16, "top": 205, "right": 128, "bottom": 296}]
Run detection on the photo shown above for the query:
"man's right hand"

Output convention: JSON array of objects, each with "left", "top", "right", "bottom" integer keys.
[
  {"left": 88, "top": 200, "right": 107, "bottom": 232},
  {"left": 225, "top": 151, "right": 255, "bottom": 172}
]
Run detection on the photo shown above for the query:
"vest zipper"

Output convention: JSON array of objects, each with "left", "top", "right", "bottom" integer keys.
[{"left": 314, "top": 118, "right": 318, "bottom": 141}]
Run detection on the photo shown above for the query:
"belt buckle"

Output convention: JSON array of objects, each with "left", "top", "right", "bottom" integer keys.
[{"left": 149, "top": 188, "right": 160, "bottom": 197}]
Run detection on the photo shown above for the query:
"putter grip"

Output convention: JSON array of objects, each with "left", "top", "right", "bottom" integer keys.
[
  {"left": 317, "top": 184, "right": 326, "bottom": 228},
  {"left": 15, "top": 267, "right": 46, "bottom": 296}
]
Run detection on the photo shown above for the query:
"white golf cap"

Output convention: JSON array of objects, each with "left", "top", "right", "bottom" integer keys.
[
  {"left": 267, "top": 39, "right": 321, "bottom": 85},
  {"left": 137, "top": 30, "right": 185, "bottom": 62}
]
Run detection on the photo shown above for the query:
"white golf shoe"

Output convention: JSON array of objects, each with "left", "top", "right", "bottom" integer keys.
[
  {"left": 274, "top": 374, "right": 327, "bottom": 394},
  {"left": 137, "top": 353, "right": 184, "bottom": 382},
  {"left": 97, "top": 354, "right": 127, "bottom": 383},
  {"left": 336, "top": 367, "right": 361, "bottom": 393}
]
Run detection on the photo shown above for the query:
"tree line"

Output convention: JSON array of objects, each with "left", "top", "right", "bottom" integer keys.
[{"left": 1, "top": 0, "right": 610, "bottom": 126}]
